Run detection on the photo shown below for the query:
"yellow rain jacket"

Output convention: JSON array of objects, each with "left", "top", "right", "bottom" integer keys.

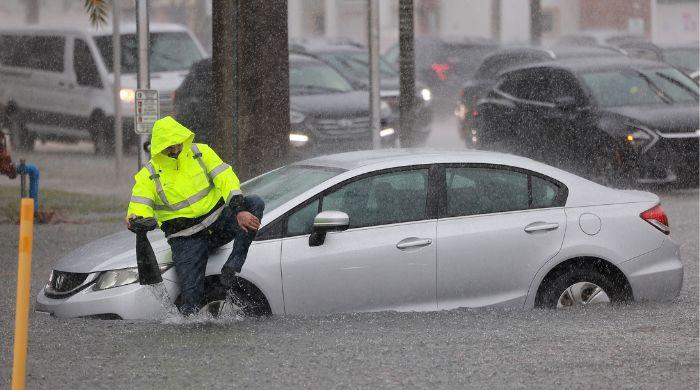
[{"left": 127, "top": 116, "right": 241, "bottom": 236}]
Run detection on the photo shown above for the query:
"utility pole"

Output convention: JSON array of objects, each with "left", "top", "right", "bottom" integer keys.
[
  {"left": 368, "top": 0, "right": 380, "bottom": 150},
  {"left": 398, "top": 0, "right": 415, "bottom": 147},
  {"left": 211, "top": 1, "right": 289, "bottom": 179},
  {"left": 112, "top": 0, "right": 123, "bottom": 176},
  {"left": 136, "top": 0, "right": 150, "bottom": 168},
  {"left": 530, "top": 0, "right": 543, "bottom": 45},
  {"left": 491, "top": 0, "right": 501, "bottom": 43}
]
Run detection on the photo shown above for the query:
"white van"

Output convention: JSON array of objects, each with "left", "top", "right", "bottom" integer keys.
[{"left": 0, "top": 23, "right": 207, "bottom": 153}]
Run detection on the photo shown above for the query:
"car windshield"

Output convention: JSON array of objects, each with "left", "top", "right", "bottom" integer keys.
[
  {"left": 95, "top": 32, "right": 203, "bottom": 73},
  {"left": 290, "top": 60, "right": 354, "bottom": 94},
  {"left": 663, "top": 48, "right": 700, "bottom": 72},
  {"left": 320, "top": 52, "right": 397, "bottom": 80},
  {"left": 240, "top": 165, "right": 345, "bottom": 211},
  {"left": 581, "top": 67, "right": 699, "bottom": 107}
]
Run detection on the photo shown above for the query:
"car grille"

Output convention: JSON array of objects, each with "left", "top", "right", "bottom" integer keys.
[
  {"left": 45, "top": 270, "right": 96, "bottom": 299},
  {"left": 314, "top": 117, "right": 370, "bottom": 136}
]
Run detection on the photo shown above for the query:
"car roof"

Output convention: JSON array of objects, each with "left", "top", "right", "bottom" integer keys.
[
  {"left": 485, "top": 45, "right": 624, "bottom": 60},
  {"left": 297, "top": 148, "right": 544, "bottom": 170},
  {"left": 505, "top": 57, "right": 669, "bottom": 75},
  {"left": 0, "top": 23, "right": 189, "bottom": 36}
]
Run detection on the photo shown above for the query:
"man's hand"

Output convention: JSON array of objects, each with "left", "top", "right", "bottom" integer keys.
[
  {"left": 236, "top": 211, "right": 260, "bottom": 232},
  {"left": 125, "top": 214, "right": 138, "bottom": 229}
]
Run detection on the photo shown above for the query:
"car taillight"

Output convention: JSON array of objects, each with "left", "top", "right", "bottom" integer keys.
[
  {"left": 431, "top": 63, "right": 450, "bottom": 81},
  {"left": 640, "top": 204, "right": 670, "bottom": 235}
]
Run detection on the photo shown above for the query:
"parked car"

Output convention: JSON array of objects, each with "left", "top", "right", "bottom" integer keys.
[
  {"left": 36, "top": 149, "right": 682, "bottom": 319},
  {"left": 384, "top": 36, "right": 498, "bottom": 101},
  {"left": 456, "top": 45, "right": 625, "bottom": 146},
  {"left": 476, "top": 58, "right": 699, "bottom": 186},
  {"left": 0, "top": 24, "right": 206, "bottom": 153},
  {"left": 290, "top": 40, "right": 433, "bottom": 146},
  {"left": 174, "top": 54, "right": 395, "bottom": 160}
]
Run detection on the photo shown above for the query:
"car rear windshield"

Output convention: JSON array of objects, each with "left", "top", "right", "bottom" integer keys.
[
  {"left": 290, "top": 60, "right": 354, "bottom": 95},
  {"left": 241, "top": 165, "right": 345, "bottom": 211},
  {"left": 95, "top": 32, "right": 203, "bottom": 73},
  {"left": 581, "top": 67, "right": 699, "bottom": 107}
]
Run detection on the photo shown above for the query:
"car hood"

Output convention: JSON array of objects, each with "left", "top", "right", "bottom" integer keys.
[
  {"left": 602, "top": 103, "right": 699, "bottom": 134},
  {"left": 291, "top": 90, "right": 369, "bottom": 117},
  {"left": 53, "top": 230, "right": 171, "bottom": 273}
]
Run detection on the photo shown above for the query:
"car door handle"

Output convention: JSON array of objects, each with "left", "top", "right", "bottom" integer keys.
[
  {"left": 396, "top": 237, "right": 432, "bottom": 250},
  {"left": 524, "top": 222, "right": 559, "bottom": 233}
]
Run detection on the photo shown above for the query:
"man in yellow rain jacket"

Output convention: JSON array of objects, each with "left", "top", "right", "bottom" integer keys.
[{"left": 126, "top": 116, "right": 264, "bottom": 315}]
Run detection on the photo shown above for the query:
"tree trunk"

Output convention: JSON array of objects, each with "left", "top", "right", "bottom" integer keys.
[
  {"left": 398, "top": 0, "right": 416, "bottom": 147},
  {"left": 211, "top": 1, "right": 237, "bottom": 165},
  {"left": 211, "top": 0, "right": 290, "bottom": 180}
]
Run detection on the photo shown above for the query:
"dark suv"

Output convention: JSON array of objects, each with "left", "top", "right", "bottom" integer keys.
[
  {"left": 290, "top": 40, "right": 432, "bottom": 145},
  {"left": 456, "top": 45, "right": 625, "bottom": 146},
  {"left": 476, "top": 58, "right": 699, "bottom": 186},
  {"left": 173, "top": 53, "right": 395, "bottom": 159}
]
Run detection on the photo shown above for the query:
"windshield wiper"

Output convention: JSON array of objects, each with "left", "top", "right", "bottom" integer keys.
[
  {"left": 654, "top": 71, "right": 699, "bottom": 101},
  {"left": 634, "top": 70, "right": 674, "bottom": 104}
]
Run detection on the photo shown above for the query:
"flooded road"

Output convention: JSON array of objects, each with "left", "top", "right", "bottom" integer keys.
[{"left": 0, "top": 113, "right": 697, "bottom": 389}]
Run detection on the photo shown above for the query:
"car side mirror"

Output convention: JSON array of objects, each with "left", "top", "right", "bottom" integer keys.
[
  {"left": 554, "top": 96, "right": 578, "bottom": 111},
  {"left": 309, "top": 211, "right": 349, "bottom": 247}
]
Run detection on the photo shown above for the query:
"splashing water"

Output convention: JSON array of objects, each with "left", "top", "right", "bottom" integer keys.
[{"left": 145, "top": 282, "right": 180, "bottom": 320}]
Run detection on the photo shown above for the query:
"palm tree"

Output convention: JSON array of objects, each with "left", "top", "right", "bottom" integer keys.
[{"left": 84, "top": 0, "right": 109, "bottom": 27}]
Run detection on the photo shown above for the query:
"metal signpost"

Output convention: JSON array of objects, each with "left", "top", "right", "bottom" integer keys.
[
  {"left": 136, "top": 0, "right": 151, "bottom": 168},
  {"left": 135, "top": 90, "right": 159, "bottom": 135},
  {"left": 368, "top": 0, "right": 381, "bottom": 150}
]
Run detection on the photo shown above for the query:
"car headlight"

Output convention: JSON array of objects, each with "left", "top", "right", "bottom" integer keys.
[
  {"left": 290, "top": 110, "right": 306, "bottom": 124},
  {"left": 289, "top": 133, "right": 309, "bottom": 147},
  {"left": 120, "top": 88, "right": 136, "bottom": 103},
  {"left": 93, "top": 264, "right": 172, "bottom": 291},
  {"left": 420, "top": 88, "right": 432, "bottom": 102},
  {"left": 624, "top": 124, "right": 658, "bottom": 152},
  {"left": 380, "top": 128, "right": 395, "bottom": 137}
]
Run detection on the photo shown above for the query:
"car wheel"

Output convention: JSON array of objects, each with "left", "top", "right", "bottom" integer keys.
[
  {"left": 590, "top": 145, "right": 634, "bottom": 187},
  {"left": 90, "top": 114, "right": 114, "bottom": 155},
  {"left": 7, "top": 110, "right": 35, "bottom": 152},
  {"left": 199, "top": 275, "right": 267, "bottom": 317},
  {"left": 537, "top": 266, "right": 627, "bottom": 309}
]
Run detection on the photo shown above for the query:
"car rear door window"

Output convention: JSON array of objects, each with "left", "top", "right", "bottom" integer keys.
[
  {"left": 444, "top": 167, "right": 566, "bottom": 217},
  {"left": 445, "top": 167, "right": 528, "bottom": 217},
  {"left": 322, "top": 169, "right": 429, "bottom": 228}
]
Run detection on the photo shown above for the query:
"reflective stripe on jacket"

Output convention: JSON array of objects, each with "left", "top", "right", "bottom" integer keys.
[{"left": 127, "top": 116, "right": 241, "bottom": 225}]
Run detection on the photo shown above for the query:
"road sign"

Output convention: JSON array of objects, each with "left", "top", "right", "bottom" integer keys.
[{"left": 134, "top": 89, "right": 159, "bottom": 134}]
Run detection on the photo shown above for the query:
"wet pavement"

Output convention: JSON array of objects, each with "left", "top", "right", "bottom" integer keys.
[{"left": 0, "top": 114, "right": 698, "bottom": 389}]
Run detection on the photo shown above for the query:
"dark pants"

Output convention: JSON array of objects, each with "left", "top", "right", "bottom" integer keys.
[{"left": 168, "top": 195, "right": 265, "bottom": 314}]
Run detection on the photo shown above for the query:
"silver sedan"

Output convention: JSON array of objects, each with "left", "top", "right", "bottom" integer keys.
[{"left": 36, "top": 149, "right": 683, "bottom": 319}]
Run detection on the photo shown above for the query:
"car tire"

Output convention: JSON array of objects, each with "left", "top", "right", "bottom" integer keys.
[
  {"left": 199, "top": 275, "right": 267, "bottom": 317},
  {"left": 536, "top": 265, "right": 628, "bottom": 309},
  {"left": 90, "top": 113, "right": 115, "bottom": 155},
  {"left": 7, "top": 109, "right": 35, "bottom": 152}
]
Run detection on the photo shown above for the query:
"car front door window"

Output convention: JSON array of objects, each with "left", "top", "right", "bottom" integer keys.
[{"left": 321, "top": 169, "right": 430, "bottom": 228}]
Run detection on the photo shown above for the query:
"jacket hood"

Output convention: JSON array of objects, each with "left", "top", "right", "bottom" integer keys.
[{"left": 150, "top": 116, "right": 195, "bottom": 157}]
